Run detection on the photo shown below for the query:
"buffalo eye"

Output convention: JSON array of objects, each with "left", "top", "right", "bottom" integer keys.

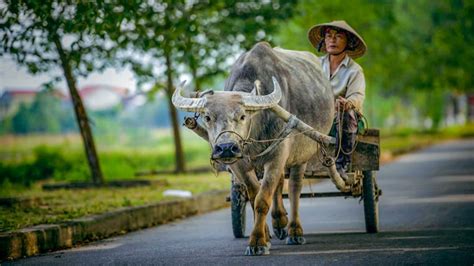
[
  {"left": 204, "top": 115, "right": 211, "bottom": 123},
  {"left": 240, "top": 114, "right": 246, "bottom": 121}
]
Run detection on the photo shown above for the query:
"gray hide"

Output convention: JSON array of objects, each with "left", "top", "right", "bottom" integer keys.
[{"left": 224, "top": 42, "right": 334, "bottom": 169}]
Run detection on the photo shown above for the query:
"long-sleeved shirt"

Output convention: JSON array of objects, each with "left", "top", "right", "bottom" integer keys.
[{"left": 320, "top": 54, "right": 366, "bottom": 112}]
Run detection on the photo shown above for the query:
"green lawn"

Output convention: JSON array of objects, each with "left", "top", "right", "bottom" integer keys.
[{"left": 0, "top": 173, "right": 230, "bottom": 232}]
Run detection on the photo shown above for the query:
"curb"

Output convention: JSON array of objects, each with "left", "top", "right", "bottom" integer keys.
[{"left": 0, "top": 189, "right": 229, "bottom": 262}]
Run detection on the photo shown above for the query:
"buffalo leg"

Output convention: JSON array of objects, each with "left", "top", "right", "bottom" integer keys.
[
  {"left": 271, "top": 173, "right": 288, "bottom": 240},
  {"left": 231, "top": 166, "right": 271, "bottom": 255},
  {"left": 229, "top": 165, "right": 260, "bottom": 209},
  {"left": 245, "top": 156, "right": 286, "bottom": 256},
  {"left": 287, "top": 164, "right": 306, "bottom": 245}
]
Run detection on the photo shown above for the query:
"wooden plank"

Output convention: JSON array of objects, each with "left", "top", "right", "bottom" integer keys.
[
  {"left": 352, "top": 141, "right": 380, "bottom": 171},
  {"left": 282, "top": 192, "right": 353, "bottom": 198},
  {"left": 352, "top": 128, "right": 380, "bottom": 171},
  {"left": 304, "top": 128, "right": 380, "bottom": 172}
]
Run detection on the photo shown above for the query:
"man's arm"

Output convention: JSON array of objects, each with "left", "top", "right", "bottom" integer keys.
[{"left": 345, "top": 69, "right": 366, "bottom": 111}]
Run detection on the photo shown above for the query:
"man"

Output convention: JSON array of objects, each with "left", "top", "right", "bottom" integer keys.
[{"left": 307, "top": 20, "right": 367, "bottom": 179}]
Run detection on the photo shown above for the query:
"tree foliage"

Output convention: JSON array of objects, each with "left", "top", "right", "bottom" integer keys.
[
  {"left": 111, "top": 0, "right": 297, "bottom": 89},
  {"left": 395, "top": 0, "right": 473, "bottom": 93},
  {"left": 0, "top": 1, "right": 125, "bottom": 79},
  {"left": 177, "top": 0, "right": 297, "bottom": 90}
]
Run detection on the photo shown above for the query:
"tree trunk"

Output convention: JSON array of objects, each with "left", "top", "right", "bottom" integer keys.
[
  {"left": 53, "top": 35, "right": 104, "bottom": 184},
  {"left": 165, "top": 52, "right": 186, "bottom": 173}
]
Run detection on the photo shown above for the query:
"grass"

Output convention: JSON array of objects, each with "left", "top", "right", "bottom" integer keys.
[
  {"left": 0, "top": 129, "right": 210, "bottom": 183},
  {"left": 1, "top": 123, "right": 473, "bottom": 233},
  {"left": 0, "top": 173, "right": 230, "bottom": 232},
  {"left": 0, "top": 128, "right": 218, "bottom": 232}
]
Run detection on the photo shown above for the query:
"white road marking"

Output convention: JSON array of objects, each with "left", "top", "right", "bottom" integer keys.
[
  {"left": 397, "top": 151, "right": 474, "bottom": 163},
  {"left": 64, "top": 243, "right": 123, "bottom": 252},
  {"left": 432, "top": 175, "right": 474, "bottom": 183},
  {"left": 386, "top": 194, "right": 474, "bottom": 204},
  {"left": 384, "top": 236, "right": 436, "bottom": 240},
  {"left": 277, "top": 246, "right": 460, "bottom": 256}
]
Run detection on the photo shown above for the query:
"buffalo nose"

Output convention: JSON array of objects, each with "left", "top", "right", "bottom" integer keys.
[{"left": 212, "top": 142, "right": 241, "bottom": 158}]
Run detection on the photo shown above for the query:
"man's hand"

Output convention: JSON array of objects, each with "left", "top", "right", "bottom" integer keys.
[{"left": 335, "top": 96, "right": 353, "bottom": 111}]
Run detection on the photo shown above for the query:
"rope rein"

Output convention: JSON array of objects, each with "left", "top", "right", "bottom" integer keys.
[
  {"left": 207, "top": 99, "right": 369, "bottom": 167},
  {"left": 334, "top": 100, "right": 368, "bottom": 158}
]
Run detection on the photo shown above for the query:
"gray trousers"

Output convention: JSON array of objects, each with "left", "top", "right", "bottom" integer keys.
[{"left": 334, "top": 109, "right": 358, "bottom": 170}]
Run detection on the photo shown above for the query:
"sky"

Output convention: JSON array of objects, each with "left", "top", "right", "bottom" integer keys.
[{"left": 0, "top": 56, "right": 138, "bottom": 94}]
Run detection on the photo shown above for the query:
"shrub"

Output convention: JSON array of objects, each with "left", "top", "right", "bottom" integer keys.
[{"left": 0, "top": 146, "right": 72, "bottom": 186}]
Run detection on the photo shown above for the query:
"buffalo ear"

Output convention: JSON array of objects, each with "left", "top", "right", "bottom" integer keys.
[{"left": 251, "top": 79, "right": 262, "bottom": 96}]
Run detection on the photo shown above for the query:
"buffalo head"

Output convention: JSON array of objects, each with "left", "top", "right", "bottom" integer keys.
[{"left": 172, "top": 77, "right": 282, "bottom": 164}]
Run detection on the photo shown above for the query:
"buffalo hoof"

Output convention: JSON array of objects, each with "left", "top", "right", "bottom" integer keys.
[
  {"left": 273, "top": 227, "right": 288, "bottom": 240},
  {"left": 244, "top": 243, "right": 271, "bottom": 256},
  {"left": 286, "top": 236, "right": 306, "bottom": 245}
]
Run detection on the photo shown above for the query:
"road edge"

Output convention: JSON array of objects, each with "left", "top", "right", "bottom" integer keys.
[{"left": 0, "top": 189, "right": 229, "bottom": 262}]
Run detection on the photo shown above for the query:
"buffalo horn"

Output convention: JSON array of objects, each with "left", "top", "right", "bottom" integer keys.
[
  {"left": 172, "top": 81, "right": 207, "bottom": 112},
  {"left": 242, "top": 77, "right": 282, "bottom": 110}
]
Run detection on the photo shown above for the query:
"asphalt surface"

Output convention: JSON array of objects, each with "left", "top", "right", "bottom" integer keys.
[{"left": 8, "top": 139, "right": 474, "bottom": 265}]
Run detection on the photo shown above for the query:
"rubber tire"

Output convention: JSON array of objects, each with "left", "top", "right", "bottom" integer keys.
[
  {"left": 231, "top": 182, "right": 247, "bottom": 238},
  {"left": 362, "top": 171, "right": 379, "bottom": 233}
]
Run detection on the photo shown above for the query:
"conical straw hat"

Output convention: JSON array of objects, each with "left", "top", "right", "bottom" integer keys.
[{"left": 307, "top": 20, "right": 367, "bottom": 59}]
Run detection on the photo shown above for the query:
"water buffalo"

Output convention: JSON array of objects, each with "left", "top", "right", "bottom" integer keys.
[{"left": 173, "top": 42, "right": 335, "bottom": 255}]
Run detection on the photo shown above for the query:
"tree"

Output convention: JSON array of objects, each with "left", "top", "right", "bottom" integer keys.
[
  {"left": 394, "top": 0, "right": 474, "bottom": 93},
  {"left": 378, "top": 0, "right": 473, "bottom": 128},
  {"left": 0, "top": 1, "right": 124, "bottom": 183},
  {"left": 115, "top": 0, "right": 297, "bottom": 173}
]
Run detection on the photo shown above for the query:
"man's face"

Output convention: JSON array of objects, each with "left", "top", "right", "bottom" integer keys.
[{"left": 324, "top": 28, "right": 348, "bottom": 55}]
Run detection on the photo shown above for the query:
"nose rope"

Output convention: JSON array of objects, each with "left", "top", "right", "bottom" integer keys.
[
  {"left": 210, "top": 118, "right": 254, "bottom": 166},
  {"left": 212, "top": 115, "right": 303, "bottom": 165}
]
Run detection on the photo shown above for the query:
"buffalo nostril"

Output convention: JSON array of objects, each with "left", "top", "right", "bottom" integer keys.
[
  {"left": 231, "top": 145, "right": 240, "bottom": 154},
  {"left": 214, "top": 145, "right": 223, "bottom": 154},
  {"left": 213, "top": 142, "right": 241, "bottom": 159}
]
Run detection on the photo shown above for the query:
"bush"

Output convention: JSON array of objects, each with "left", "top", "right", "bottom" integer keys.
[
  {"left": 0, "top": 163, "right": 31, "bottom": 186},
  {"left": 0, "top": 146, "right": 72, "bottom": 186},
  {"left": 32, "top": 146, "right": 73, "bottom": 180}
]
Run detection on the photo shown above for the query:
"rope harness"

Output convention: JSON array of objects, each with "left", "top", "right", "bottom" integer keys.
[
  {"left": 334, "top": 100, "right": 368, "bottom": 160},
  {"left": 195, "top": 100, "right": 368, "bottom": 170}
]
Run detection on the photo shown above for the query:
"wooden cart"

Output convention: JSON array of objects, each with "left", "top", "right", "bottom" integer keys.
[{"left": 228, "top": 128, "right": 382, "bottom": 238}]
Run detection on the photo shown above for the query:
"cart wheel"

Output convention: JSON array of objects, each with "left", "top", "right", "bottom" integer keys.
[
  {"left": 231, "top": 182, "right": 247, "bottom": 238},
  {"left": 362, "top": 171, "right": 379, "bottom": 233}
]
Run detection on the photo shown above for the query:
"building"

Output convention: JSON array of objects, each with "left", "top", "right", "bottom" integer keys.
[
  {"left": 77, "top": 85, "right": 129, "bottom": 111},
  {"left": 0, "top": 85, "right": 130, "bottom": 121}
]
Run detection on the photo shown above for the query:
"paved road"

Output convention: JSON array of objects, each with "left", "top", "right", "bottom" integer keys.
[{"left": 9, "top": 139, "right": 474, "bottom": 265}]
